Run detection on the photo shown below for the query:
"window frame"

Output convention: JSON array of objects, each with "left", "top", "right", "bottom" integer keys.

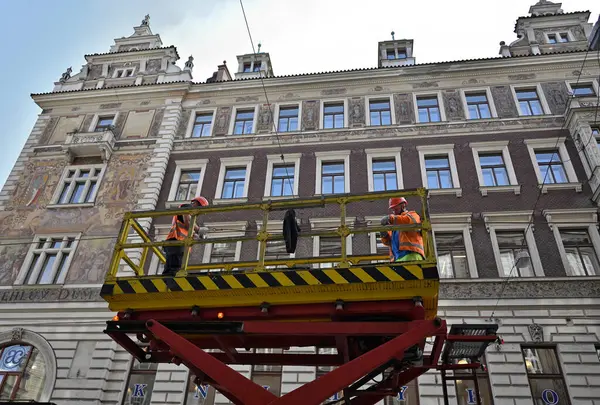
[
  {"left": 521, "top": 344, "right": 572, "bottom": 405},
  {"left": 565, "top": 80, "right": 599, "bottom": 98},
  {"left": 121, "top": 356, "right": 158, "bottom": 405},
  {"left": 483, "top": 211, "right": 544, "bottom": 277},
  {"left": 274, "top": 103, "right": 302, "bottom": 133},
  {"left": 185, "top": 108, "right": 217, "bottom": 138},
  {"left": 264, "top": 153, "right": 301, "bottom": 198},
  {"left": 311, "top": 218, "right": 353, "bottom": 268},
  {"left": 88, "top": 112, "right": 120, "bottom": 132},
  {"left": 510, "top": 84, "right": 551, "bottom": 116},
  {"left": 470, "top": 141, "right": 520, "bottom": 196},
  {"left": 202, "top": 221, "right": 247, "bottom": 266},
  {"left": 167, "top": 159, "right": 209, "bottom": 207},
  {"left": 15, "top": 233, "right": 81, "bottom": 285},
  {"left": 460, "top": 87, "right": 498, "bottom": 120},
  {"left": 524, "top": 138, "right": 581, "bottom": 193},
  {"left": 365, "top": 95, "right": 396, "bottom": 126},
  {"left": 256, "top": 221, "right": 296, "bottom": 267},
  {"left": 314, "top": 151, "right": 351, "bottom": 195},
  {"left": 49, "top": 164, "right": 107, "bottom": 208},
  {"left": 544, "top": 31, "right": 574, "bottom": 44},
  {"left": 365, "top": 148, "right": 403, "bottom": 192},
  {"left": 413, "top": 91, "right": 446, "bottom": 123},
  {"left": 228, "top": 105, "right": 259, "bottom": 135},
  {"left": 113, "top": 67, "right": 136, "bottom": 79},
  {"left": 431, "top": 213, "right": 478, "bottom": 278},
  {"left": 214, "top": 156, "right": 253, "bottom": 203},
  {"left": 543, "top": 209, "right": 600, "bottom": 277},
  {"left": 417, "top": 144, "right": 461, "bottom": 197},
  {"left": 320, "top": 99, "right": 348, "bottom": 129}
]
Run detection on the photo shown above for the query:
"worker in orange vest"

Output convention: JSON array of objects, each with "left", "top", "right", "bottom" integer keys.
[
  {"left": 162, "top": 196, "right": 209, "bottom": 276},
  {"left": 379, "top": 197, "right": 425, "bottom": 262}
]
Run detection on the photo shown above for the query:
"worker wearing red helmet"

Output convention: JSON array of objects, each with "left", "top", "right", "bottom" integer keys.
[
  {"left": 162, "top": 196, "right": 209, "bottom": 276},
  {"left": 379, "top": 197, "right": 425, "bottom": 262}
]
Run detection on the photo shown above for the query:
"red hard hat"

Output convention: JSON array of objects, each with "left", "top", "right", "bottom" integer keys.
[
  {"left": 389, "top": 197, "right": 407, "bottom": 209},
  {"left": 191, "top": 196, "right": 209, "bottom": 207}
]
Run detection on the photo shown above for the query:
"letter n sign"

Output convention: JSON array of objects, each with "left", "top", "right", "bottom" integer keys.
[{"left": 195, "top": 384, "right": 210, "bottom": 399}]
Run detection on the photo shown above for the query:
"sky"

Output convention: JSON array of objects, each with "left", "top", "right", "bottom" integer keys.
[{"left": 0, "top": 0, "right": 598, "bottom": 189}]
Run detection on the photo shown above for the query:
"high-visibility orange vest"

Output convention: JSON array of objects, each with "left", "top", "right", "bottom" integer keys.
[
  {"left": 381, "top": 211, "right": 425, "bottom": 259},
  {"left": 166, "top": 215, "right": 189, "bottom": 241}
]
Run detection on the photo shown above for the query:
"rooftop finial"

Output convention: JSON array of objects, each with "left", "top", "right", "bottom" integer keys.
[
  {"left": 257, "top": 42, "right": 262, "bottom": 53},
  {"left": 141, "top": 14, "right": 150, "bottom": 26},
  {"left": 391, "top": 31, "right": 395, "bottom": 40}
]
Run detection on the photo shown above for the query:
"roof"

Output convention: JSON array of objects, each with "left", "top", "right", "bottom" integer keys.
[
  {"left": 514, "top": 10, "right": 591, "bottom": 32},
  {"left": 32, "top": 48, "right": 589, "bottom": 97},
  {"left": 84, "top": 46, "right": 180, "bottom": 60}
]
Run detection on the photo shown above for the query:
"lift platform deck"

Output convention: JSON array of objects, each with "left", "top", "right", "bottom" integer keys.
[{"left": 101, "top": 189, "right": 498, "bottom": 405}]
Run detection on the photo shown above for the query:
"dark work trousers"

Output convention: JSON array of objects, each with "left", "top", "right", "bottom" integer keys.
[{"left": 163, "top": 241, "right": 184, "bottom": 275}]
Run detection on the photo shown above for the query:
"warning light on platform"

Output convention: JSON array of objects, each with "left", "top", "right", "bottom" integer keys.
[
  {"left": 217, "top": 312, "right": 224, "bottom": 319},
  {"left": 112, "top": 315, "right": 119, "bottom": 321}
]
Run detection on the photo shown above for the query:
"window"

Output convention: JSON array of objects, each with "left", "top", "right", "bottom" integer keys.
[
  {"left": 18, "top": 235, "right": 77, "bottom": 285},
  {"left": 525, "top": 138, "right": 579, "bottom": 191},
  {"left": 251, "top": 349, "right": 282, "bottom": 397},
  {"left": 122, "top": 359, "right": 157, "bottom": 405},
  {"left": 323, "top": 103, "right": 344, "bottom": 129},
  {"left": 547, "top": 34, "right": 557, "bottom": 44},
  {"left": 496, "top": 231, "right": 534, "bottom": 277},
  {"left": 263, "top": 240, "right": 291, "bottom": 268},
  {"left": 435, "top": 232, "right": 470, "bottom": 278},
  {"left": 54, "top": 165, "right": 104, "bottom": 205},
  {"left": 270, "top": 165, "right": 295, "bottom": 197},
  {"left": 559, "top": 33, "right": 569, "bottom": 42},
  {"left": 253, "top": 62, "right": 261, "bottom": 72},
  {"left": 191, "top": 113, "right": 213, "bottom": 137},
  {"left": 221, "top": 167, "right": 247, "bottom": 199},
  {"left": 366, "top": 148, "right": 403, "bottom": 192},
  {"left": 479, "top": 153, "right": 509, "bottom": 186},
  {"left": 425, "top": 156, "right": 453, "bottom": 189},
  {"left": 243, "top": 63, "right": 251, "bottom": 73},
  {"left": 94, "top": 115, "right": 115, "bottom": 132},
  {"left": 522, "top": 346, "right": 571, "bottom": 405},
  {"left": 386, "top": 49, "right": 396, "bottom": 59},
  {"left": 215, "top": 157, "right": 253, "bottom": 202},
  {"left": 385, "top": 378, "right": 419, "bottom": 405},
  {"left": 264, "top": 153, "right": 300, "bottom": 198},
  {"left": 560, "top": 229, "right": 599, "bottom": 276},
  {"left": 451, "top": 357, "right": 493, "bottom": 405},
  {"left": 470, "top": 141, "right": 519, "bottom": 195},
  {"left": 278, "top": 106, "right": 299, "bottom": 132},
  {"left": 233, "top": 109, "right": 254, "bottom": 135},
  {"left": 465, "top": 92, "right": 492, "bottom": 119},
  {"left": 593, "top": 126, "right": 600, "bottom": 148},
  {"left": 535, "top": 150, "right": 568, "bottom": 184},
  {"left": 321, "top": 162, "right": 345, "bottom": 194},
  {"left": 570, "top": 83, "right": 596, "bottom": 97},
  {"left": 416, "top": 96, "right": 441, "bottom": 123},
  {"left": 167, "top": 160, "right": 208, "bottom": 205},
  {"left": 372, "top": 159, "right": 398, "bottom": 191},
  {"left": 115, "top": 68, "right": 135, "bottom": 78},
  {"left": 185, "top": 373, "right": 215, "bottom": 405},
  {"left": 0, "top": 344, "right": 47, "bottom": 401},
  {"left": 418, "top": 145, "right": 461, "bottom": 196},
  {"left": 386, "top": 48, "right": 406, "bottom": 59},
  {"left": 369, "top": 100, "right": 392, "bottom": 126},
  {"left": 318, "top": 237, "right": 342, "bottom": 269},
  {"left": 209, "top": 242, "right": 237, "bottom": 263},
  {"left": 516, "top": 89, "right": 544, "bottom": 116}
]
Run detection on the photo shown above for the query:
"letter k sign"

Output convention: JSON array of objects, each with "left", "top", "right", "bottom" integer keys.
[{"left": 132, "top": 383, "right": 147, "bottom": 398}]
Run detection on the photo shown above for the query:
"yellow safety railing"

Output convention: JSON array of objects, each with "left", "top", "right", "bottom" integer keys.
[{"left": 105, "top": 188, "right": 435, "bottom": 281}]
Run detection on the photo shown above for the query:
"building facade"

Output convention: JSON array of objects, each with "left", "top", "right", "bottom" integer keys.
[{"left": 1, "top": 2, "right": 600, "bottom": 405}]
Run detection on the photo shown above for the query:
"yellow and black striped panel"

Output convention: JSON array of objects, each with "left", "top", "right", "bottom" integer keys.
[{"left": 101, "top": 264, "right": 438, "bottom": 296}]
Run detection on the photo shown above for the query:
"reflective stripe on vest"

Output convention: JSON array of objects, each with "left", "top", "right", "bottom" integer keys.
[{"left": 166, "top": 216, "right": 189, "bottom": 241}]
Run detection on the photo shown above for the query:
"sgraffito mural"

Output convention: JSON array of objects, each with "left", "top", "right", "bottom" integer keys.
[{"left": 0, "top": 152, "right": 153, "bottom": 285}]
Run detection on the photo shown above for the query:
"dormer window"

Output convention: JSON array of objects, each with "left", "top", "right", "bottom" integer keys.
[
  {"left": 547, "top": 34, "right": 557, "bottom": 44},
  {"left": 559, "top": 33, "right": 569, "bottom": 43},
  {"left": 386, "top": 48, "right": 407, "bottom": 60},
  {"left": 253, "top": 63, "right": 261, "bottom": 72},
  {"left": 547, "top": 32, "right": 570, "bottom": 44},
  {"left": 114, "top": 68, "right": 134, "bottom": 78},
  {"left": 243, "top": 63, "right": 252, "bottom": 73}
]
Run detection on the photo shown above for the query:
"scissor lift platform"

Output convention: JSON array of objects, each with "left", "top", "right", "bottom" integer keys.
[{"left": 101, "top": 190, "right": 497, "bottom": 404}]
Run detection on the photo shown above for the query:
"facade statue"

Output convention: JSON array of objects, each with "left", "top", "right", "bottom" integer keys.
[
  {"left": 185, "top": 55, "right": 194, "bottom": 70},
  {"left": 60, "top": 67, "right": 72, "bottom": 83},
  {"left": 141, "top": 14, "right": 150, "bottom": 26}
]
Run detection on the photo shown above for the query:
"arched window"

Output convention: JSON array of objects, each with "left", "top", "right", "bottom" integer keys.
[{"left": 0, "top": 328, "right": 56, "bottom": 402}]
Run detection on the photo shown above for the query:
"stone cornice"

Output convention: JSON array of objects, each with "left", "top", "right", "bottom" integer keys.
[{"left": 0, "top": 278, "right": 597, "bottom": 304}]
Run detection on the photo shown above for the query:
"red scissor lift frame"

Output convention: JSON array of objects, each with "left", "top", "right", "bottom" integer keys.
[{"left": 106, "top": 297, "right": 498, "bottom": 405}]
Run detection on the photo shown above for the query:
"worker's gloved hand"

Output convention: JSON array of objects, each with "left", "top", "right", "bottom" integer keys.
[
  {"left": 197, "top": 226, "right": 209, "bottom": 240},
  {"left": 380, "top": 216, "right": 389, "bottom": 225}
]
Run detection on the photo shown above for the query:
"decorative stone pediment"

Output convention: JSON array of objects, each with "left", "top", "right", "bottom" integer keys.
[{"left": 63, "top": 130, "right": 115, "bottom": 163}]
